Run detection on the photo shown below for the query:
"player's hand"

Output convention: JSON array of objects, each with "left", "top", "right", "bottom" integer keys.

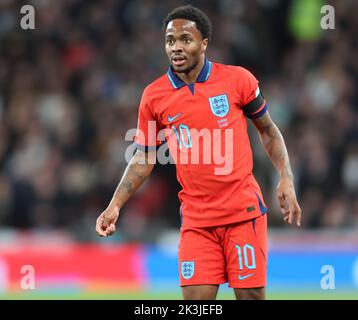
[
  {"left": 277, "top": 176, "right": 302, "bottom": 227},
  {"left": 95, "top": 205, "right": 120, "bottom": 237}
]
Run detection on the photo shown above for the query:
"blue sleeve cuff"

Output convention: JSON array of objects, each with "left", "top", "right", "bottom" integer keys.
[{"left": 246, "top": 103, "right": 268, "bottom": 119}]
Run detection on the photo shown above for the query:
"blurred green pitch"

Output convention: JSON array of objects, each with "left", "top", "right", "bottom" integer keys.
[{"left": 0, "top": 290, "right": 357, "bottom": 300}]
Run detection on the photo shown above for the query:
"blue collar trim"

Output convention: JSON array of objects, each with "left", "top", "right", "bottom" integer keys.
[{"left": 167, "top": 58, "right": 212, "bottom": 89}]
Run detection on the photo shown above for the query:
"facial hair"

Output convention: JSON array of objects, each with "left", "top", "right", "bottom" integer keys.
[{"left": 173, "top": 56, "right": 200, "bottom": 75}]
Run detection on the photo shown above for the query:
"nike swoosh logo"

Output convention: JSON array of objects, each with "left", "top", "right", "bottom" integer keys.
[
  {"left": 238, "top": 273, "right": 255, "bottom": 280},
  {"left": 168, "top": 113, "right": 182, "bottom": 122}
]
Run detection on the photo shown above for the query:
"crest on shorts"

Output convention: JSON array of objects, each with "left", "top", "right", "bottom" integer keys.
[
  {"left": 181, "top": 261, "right": 195, "bottom": 280},
  {"left": 209, "top": 94, "right": 230, "bottom": 118}
]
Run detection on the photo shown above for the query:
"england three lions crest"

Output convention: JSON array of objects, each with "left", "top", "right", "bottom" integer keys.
[
  {"left": 181, "top": 261, "right": 195, "bottom": 280},
  {"left": 209, "top": 94, "right": 230, "bottom": 118}
]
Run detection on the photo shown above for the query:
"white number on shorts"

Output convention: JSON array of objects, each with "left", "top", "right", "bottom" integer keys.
[{"left": 235, "top": 244, "right": 256, "bottom": 270}]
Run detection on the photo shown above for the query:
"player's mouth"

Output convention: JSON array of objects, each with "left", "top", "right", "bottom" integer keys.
[{"left": 172, "top": 56, "right": 186, "bottom": 67}]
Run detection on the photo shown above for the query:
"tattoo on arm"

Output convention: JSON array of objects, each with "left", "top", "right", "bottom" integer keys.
[
  {"left": 252, "top": 113, "right": 293, "bottom": 178},
  {"left": 111, "top": 150, "right": 155, "bottom": 208}
]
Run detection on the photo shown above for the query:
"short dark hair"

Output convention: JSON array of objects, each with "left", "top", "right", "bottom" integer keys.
[{"left": 162, "top": 5, "right": 212, "bottom": 42}]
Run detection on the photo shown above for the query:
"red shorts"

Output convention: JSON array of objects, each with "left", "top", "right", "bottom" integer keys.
[{"left": 178, "top": 213, "right": 267, "bottom": 288}]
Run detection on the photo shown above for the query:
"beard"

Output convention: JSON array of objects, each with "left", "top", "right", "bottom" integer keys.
[{"left": 172, "top": 57, "right": 200, "bottom": 75}]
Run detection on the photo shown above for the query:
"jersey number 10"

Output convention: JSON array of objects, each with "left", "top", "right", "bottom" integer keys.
[{"left": 172, "top": 124, "right": 192, "bottom": 149}]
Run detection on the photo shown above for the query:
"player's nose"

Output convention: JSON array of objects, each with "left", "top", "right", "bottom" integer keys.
[{"left": 172, "top": 42, "right": 184, "bottom": 53}]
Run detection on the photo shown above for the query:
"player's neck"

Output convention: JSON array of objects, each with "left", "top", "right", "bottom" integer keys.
[{"left": 176, "top": 57, "right": 205, "bottom": 85}]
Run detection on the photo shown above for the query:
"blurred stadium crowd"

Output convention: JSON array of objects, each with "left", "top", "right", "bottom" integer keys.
[{"left": 0, "top": 0, "right": 357, "bottom": 242}]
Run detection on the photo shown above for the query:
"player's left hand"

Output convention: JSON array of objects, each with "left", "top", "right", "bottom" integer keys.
[{"left": 277, "top": 176, "right": 302, "bottom": 227}]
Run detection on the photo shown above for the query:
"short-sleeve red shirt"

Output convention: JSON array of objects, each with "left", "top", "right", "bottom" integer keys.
[{"left": 135, "top": 59, "right": 268, "bottom": 228}]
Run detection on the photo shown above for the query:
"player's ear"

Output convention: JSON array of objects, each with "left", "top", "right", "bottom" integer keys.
[{"left": 201, "top": 38, "right": 208, "bottom": 53}]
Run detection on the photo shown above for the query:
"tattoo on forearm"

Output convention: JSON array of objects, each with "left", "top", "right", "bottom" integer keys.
[
  {"left": 112, "top": 152, "right": 154, "bottom": 206},
  {"left": 122, "top": 181, "right": 134, "bottom": 194},
  {"left": 259, "top": 122, "right": 293, "bottom": 178}
]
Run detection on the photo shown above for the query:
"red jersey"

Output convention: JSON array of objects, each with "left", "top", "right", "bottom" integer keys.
[{"left": 135, "top": 59, "right": 268, "bottom": 228}]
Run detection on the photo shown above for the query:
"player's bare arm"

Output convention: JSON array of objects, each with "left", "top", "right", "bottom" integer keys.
[
  {"left": 252, "top": 111, "right": 302, "bottom": 227},
  {"left": 95, "top": 149, "right": 156, "bottom": 237}
]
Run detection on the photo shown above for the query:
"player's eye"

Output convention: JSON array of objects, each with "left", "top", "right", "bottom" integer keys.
[
  {"left": 183, "top": 38, "right": 192, "bottom": 44},
  {"left": 166, "top": 38, "right": 175, "bottom": 45}
]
